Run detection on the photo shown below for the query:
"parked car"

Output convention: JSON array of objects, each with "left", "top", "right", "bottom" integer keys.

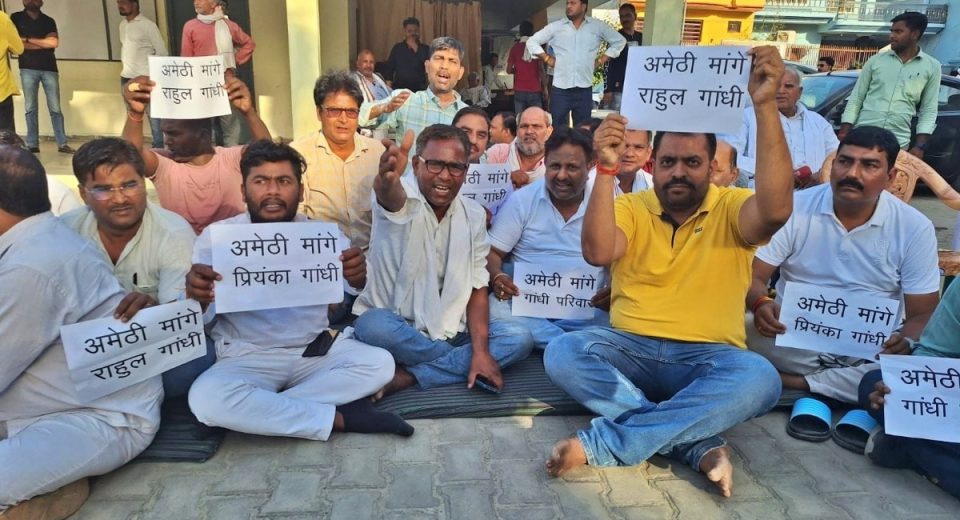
[
  {"left": 785, "top": 61, "right": 818, "bottom": 75},
  {"left": 800, "top": 71, "right": 960, "bottom": 189}
]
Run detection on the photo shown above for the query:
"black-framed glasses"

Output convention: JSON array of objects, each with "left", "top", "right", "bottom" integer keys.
[
  {"left": 321, "top": 106, "right": 360, "bottom": 119},
  {"left": 86, "top": 181, "right": 142, "bottom": 201},
  {"left": 417, "top": 156, "right": 468, "bottom": 177}
]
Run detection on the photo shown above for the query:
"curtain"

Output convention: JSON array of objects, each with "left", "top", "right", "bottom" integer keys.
[{"left": 357, "top": 0, "right": 482, "bottom": 88}]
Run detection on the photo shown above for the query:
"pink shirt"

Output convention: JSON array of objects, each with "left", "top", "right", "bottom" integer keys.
[
  {"left": 180, "top": 18, "right": 255, "bottom": 65},
  {"left": 150, "top": 146, "right": 246, "bottom": 234}
]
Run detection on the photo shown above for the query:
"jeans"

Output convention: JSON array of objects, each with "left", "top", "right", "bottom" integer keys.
[
  {"left": 544, "top": 328, "right": 781, "bottom": 469},
  {"left": 161, "top": 335, "right": 217, "bottom": 398},
  {"left": 858, "top": 370, "right": 960, "bottom": 499},
  {"left": 21, "top": 69, "right": 66, "bottom": 148},
  {"left": 215, "top": 106, "right": 242, "bottom": 147},
  {"left": 488, "top": 294, "right": 609, "bottom": 349},
  {"left": 353, "top": 308, "right": 535, "bottom": 389},
  {"left": 121, "top": 77, "right": 163, "bottom": 149},
  {"left": 549, "top": 86, "right": 592, "bottom": 128},
  {"left": 514, "top": 90, "right": 543, "bottom": 115}
]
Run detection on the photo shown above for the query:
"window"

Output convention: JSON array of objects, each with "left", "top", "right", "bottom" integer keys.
[{"left": 727, "top": 21, "right": 742, "bottom": 33}]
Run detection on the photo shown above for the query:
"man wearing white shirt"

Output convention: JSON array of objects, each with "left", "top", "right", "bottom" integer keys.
[
  {"left": 586, "top": 128, "right": 653, "bottom": 196},
  {"left": 729, "top": 66, "right": 838, "bottom": 189},
  {"left": 118, "top": 0, "right": 167, "bottom": 149},
  {"left": 746, "top": 126, "right": 940, "bottom": 403},
  {"left": 527, "top": 0, "right": 626, "bottom": 127},
  {"left": 0, "top": 145, "right": 161, "bottom": 516},
  {"left": 488, "top": 127, "right": 608, "bottom": 349},
  {"left": 352, "top": 49, "right": 391, "bottom": 107},
  {"left": 186, "top": 140, "right": 413, "bottom": 440},
  {"left": 485, "top": 107, "right": 553, "bottom": 188},
  {"left": 353, "top": 125, "right": 535, "bottom": 396},
  {"left": 0, "top": 128, "right": 82, "bottom": 215}
]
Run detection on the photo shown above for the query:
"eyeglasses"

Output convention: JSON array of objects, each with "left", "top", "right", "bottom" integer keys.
[
  {"left": 417, "top": 156, "right": 468, "bottom": 177},
  {"left": 86, "top": 181, "right": 142, "bottom": 201},
  {"left": 321, "top": 106, "right": 360, "bottom": 119}
]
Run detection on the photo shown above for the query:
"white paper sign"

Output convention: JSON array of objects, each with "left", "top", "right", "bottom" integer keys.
[
  {"left": 148, "top": 55, "right": 231, "bottom": 119},
  {"left": 776, "top": 282, "right": 900, "bottom": 360},
  {"left": 60, "top": 300, "right": 205, "bottom": 402},
  {"left": 512, "top": 261, "right": 602, "bottom": 320},
  {"left": 460, "top": 163, "right": 513, "bottom": 214},
  {"left": 211, "top": 222, "right": 345, "bottom": 313},
  {"left": 621, "top": 45, "right": 750, "bottom": 134},
  {"left": 880, "top": 354, "right": 960, "bottom": 443}
]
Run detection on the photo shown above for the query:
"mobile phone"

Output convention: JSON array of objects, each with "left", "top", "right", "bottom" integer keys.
[{"left": 473, "top": 375, "right": 501, "bottom": 395}]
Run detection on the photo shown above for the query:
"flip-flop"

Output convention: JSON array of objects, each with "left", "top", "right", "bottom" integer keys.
[
  {"left": 832, "top": 409, "right": 879, "bottom": 454},
  {"left": 786, "top": 397, "right": 832, "bottom": 442}
]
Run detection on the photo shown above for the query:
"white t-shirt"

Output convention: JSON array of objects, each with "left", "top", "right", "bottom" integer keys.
[
  {"left": 586, "top": 168, "right": 652, "bottom": 196},
  {"left": 756, "top": 183, "right": 940, "bottom": 305},
  {"left": 47, "top": 176, "right": 83, "bottom": 216}
]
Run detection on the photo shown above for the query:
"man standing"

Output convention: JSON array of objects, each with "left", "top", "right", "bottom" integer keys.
[
  {"left": 353, "top": 49, "right": 391, "bottom": 106},
  {"left": 352, "top": 125, "right": 534, "bottom": 397},
  {"left": 11, "top": 0, "right": 73, "bottom": 153},
  {"left": 181, "top": 0, "right": 256, "bottom": 147},
  {"left": 0, "top": 145, "right": 161, "bottom": 516},
  {"left": 118, "top": 0, "right": 167, "bottom": 150},
  {"left": 543, "top": 47, "right": 792, "bottom": 497},
  {"left": 292, "top": 71, "right": 385, "bottom": 252},
  {"left": 601, "top": 2, "right": 642, "bottom": 111},
  {"left": 746, "top": 126, "right": 939, "bottom": 404},
  {"left": 730, "top": 66, "right": 838, "bottom": 188},
  {"left": 840, "top": 12, "right": 940, "bottom": 158},
  {"left": 507, "top": 21, "right": 546, "bottom": 115},
  {"left": 385, "top": 17, "right": 429, "bottom": 92},
  {"left": 187, "top": 140, "right": 413, "bottom": 441},
  {"left": 527, "top": 0, "right": 626, "bottom": 128},
  {"left": 359, "top": 37, "right": 467, "bottom": 146},
  {"left": 816, "top": 56, "right": 834, "bottom": 73},
  {"left": 0, "top": 12, "right": 22, "bottom": 133},
  {"left": 485, "top": 107, "right": 553, "bottom": 188},
  {"left": 483, "top": 53, "right": 507, "bottom": 92}
]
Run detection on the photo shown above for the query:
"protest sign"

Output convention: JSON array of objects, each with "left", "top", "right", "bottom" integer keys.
[
  {"left": 512, "top": 261, "right": 603, "bottom": 320},
  {"left": 60, "top": 300, "right": 204, "bottom": 402},
  {"left": 460, "top": 164, "right": 513, "bottom": 214},
  {"left": 880, "top": 354, "right": 960, "bottom": 443},
  {"left": 148, "top": 55, "right": 231, "bottom": 119},
  {"left": 621, "top": 45, "right": 750, "bottom": 134},
  {"left": 776, "top": 282, "right": 900, "bottom": 360},
  {"left": 211, "top": 222, "right": 345, "bottom": 313}
]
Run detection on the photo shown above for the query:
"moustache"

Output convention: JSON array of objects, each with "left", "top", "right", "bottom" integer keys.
[
  {"left": 664, "top": 178, "right": 695, "bottom": 190},
  {"left": 260, "top": 199, "right": 288, "bottom": 209},
  {"left": 837, "top": 178, "right": 864, "bottom": 191}
]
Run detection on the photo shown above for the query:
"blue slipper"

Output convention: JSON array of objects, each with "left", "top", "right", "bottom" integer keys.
[
  {"left": 787, "top": 397, "right": 832, "bottom": 442},
  {"left": 832, "top": 409, "right": 878, "bottom": 454}
]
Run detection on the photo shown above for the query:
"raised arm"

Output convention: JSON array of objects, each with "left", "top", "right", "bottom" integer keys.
[
  {"left": 738, "top": 46, "right": 793, "bottom": 245},
  {"left": 582, "top": 114, "right": 629, "bottom": 266},
  {"left": 374, "top": 130, "right": 414, "bottom": 212},
  {"left": 121, "top": 76, "right": 160, "bottom": 177}
]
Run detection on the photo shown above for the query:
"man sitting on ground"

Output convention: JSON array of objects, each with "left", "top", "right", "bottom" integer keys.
[
  {"left": 488, "top": 127, "right": 607, "bottom": 349},
  {"left": 543, "top": 47, "right": 792, "bottom": 497},
  {"left": 452, "top": 106, "right": 490, "bottom": 164},
  {"left": 0, "top": 145, "right": 161, "bottom": 518},
  {"left": 746, "top": 126, "right": 939, "bottom": 404},
  {"left": 186, "top": 140, "right": 413, "bottom": 440},
  {"left": 292, "top": 71, "right": 385, "bottom": 252},
  {"left": 61, "top": 137, "right": 212, "bottom": 398},
  {"left": 485, "top": 107, "right": 553, "bottom": 188},
  {"left": 588, "top": 128, "right": 653, "bottom": 195},
  {"left": 122, "top": 75, "right": 272, "bottom": 233},
  {"left": 352, "top": 125, "right": 534, "bottom": 396}
]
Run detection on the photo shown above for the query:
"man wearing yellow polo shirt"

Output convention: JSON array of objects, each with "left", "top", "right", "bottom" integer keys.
[
  {"left": 543, "top": 46, "right": 793, "bottom": 498},
  {"left": 0, "top": 11, "right": 23, "bottom": 132}
]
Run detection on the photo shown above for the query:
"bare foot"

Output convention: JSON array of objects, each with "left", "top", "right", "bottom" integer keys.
[
  {"left": 699, "top": 446, "right": 734, "bottom": 498},
  {"left": 544, "top": 437, "right": 587, "bottom": 477},
  {"left": 779, "top": 372, "right": 810, "bottom": 391},
  {"left": 371, "top": 366, "right": 416, "bottom": 402}
]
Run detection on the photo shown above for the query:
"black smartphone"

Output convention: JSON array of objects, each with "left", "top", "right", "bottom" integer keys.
[{"left": 473, "top": 375, "right": 501, "bottom": 395}]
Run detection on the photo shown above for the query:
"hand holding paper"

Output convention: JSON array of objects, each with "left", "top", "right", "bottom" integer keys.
[
  {"left": 753, "top": 300, "right": 787, "bottom": 338},
  {"left": 113, "top": 292, "right": 159, "bottom": 323},
  {"left": 123, "top": 75, "right": 154, "bottom": 115},
  {"left": 746, "top": 46, "right": 784, "bottom": 108},
  {"left": 340, "top": 246, "right": 367, "bottom": 289},
  {"left": 186, "top": 263, "right": 221, "bottom": 311}
]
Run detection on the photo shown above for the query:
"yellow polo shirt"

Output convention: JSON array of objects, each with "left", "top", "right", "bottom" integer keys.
[
  {"left": 0, "top": 12, "right": 23, "bottom": 103},
  {"left": 611, "top": 185, "right": 757, "bottom": 348}
]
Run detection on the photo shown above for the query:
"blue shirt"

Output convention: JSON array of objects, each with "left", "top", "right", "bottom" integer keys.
[{"left": 526, "top": 17, "right": 626, "bottom": 90}]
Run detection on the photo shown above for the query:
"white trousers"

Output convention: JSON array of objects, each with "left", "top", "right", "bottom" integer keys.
[
  {"left": 745, "top": 312, "right": 873, "bottom": 403},
  {"left": 188, "top": 338, "right": 394, "bottom": 441},
  {"left": 0, "top": 410, "right": 154, "bottom": 508}
]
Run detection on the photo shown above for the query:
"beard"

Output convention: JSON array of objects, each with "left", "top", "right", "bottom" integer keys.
[
  {"left": 517, "top": 139, "right": 544, "bottom": 157},
  {"left": 247, "top": 198, "right": 298, "bottom": 223}
]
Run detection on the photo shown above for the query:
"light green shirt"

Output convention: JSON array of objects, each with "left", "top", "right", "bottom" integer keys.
[{"left": 841, "top": 49, "right": 941, "bottom": 148}]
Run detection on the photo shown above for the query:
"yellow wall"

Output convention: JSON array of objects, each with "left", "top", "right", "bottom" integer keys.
[{"left": 690, "top": 10, "right": 757, "bottom": 45}]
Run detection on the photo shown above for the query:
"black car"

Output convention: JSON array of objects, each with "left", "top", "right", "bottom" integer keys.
[{"left": 800, "top": 71, "right": 960, "bottom": 188}]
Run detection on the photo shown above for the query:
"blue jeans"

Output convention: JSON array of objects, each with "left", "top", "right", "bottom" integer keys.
[
  {"left": 21, "top": 69, "right": 67, "bottom": 148},
  {"left": 858, "top": 370, "right": 960, "bottom": 499},
  {"left": 544, "top": 328, "right": 781, "bottom": 469},
  {"left": 549, "top": 86, "right": 592, "bottom": 128},
  {"left": 514, "top": 90, "right": 542, "bottom": 115},
  {"left": 162, "top": 335, "right": 217, "bottom": 398},
  {"left": 353, "top": 308, "right": 535, "bottom": 389},
  {"left": 489, "top": 294, "right": 609, "bottom": 350},
  {"left": 120, "top": 77, "right": 163, "bottom": 149}
]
